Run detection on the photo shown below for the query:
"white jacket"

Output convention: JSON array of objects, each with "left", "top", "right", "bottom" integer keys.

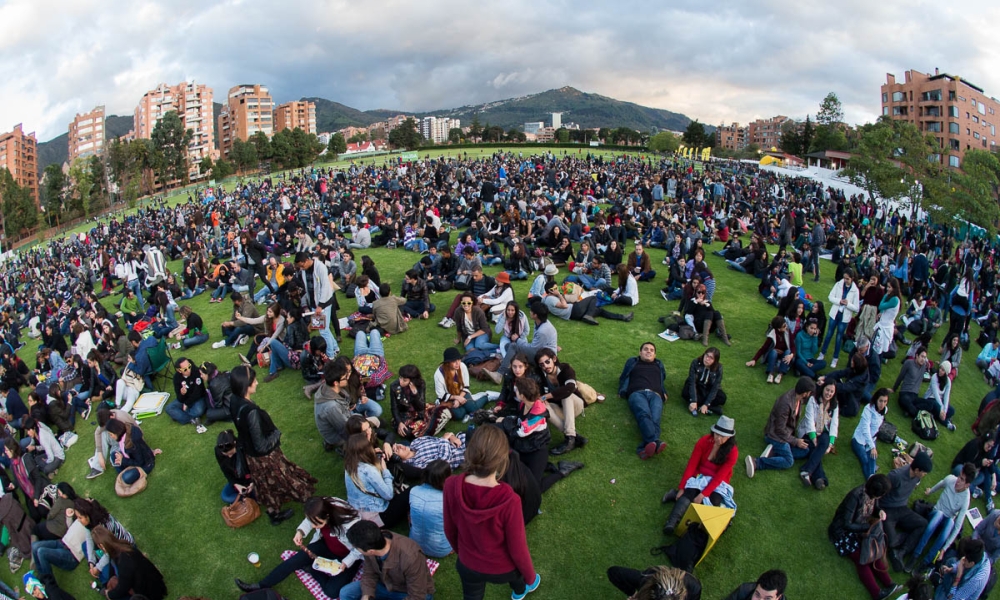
[
  {"left": 826, "top": 280, "right": 860, "bottom": 324},
  {"left": 796, "top": 397, "right": 840, "bottom": 441}
]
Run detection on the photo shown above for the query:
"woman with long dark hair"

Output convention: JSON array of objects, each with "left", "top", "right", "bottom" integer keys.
[
  {"left": 92, "top": 525, "right": 167, "bottom": 600},
  {"left": 495, "top": 301, "right": 530, "bottom": 358},
  {"left": 682, "top": 348, "right": 726, "bottom": 416},
  {"left": 229, "top": 365, "right": 316, "bottom": 525},
  {"left": 828, "top": 474, "right": 896, "bottom": 600},
  {"left": 235, "top": 496, "right": 363, "bottom": 596},
  {"left": 343, "top": 433, "right": 410, "bottom": 527},
  {"left": 661, "top": 416, "right": 739, "bottom": 534}
]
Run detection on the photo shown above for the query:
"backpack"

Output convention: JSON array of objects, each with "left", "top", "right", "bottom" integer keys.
[
  {"left": 876, "top": 420, "right": 897, "bottom": 444},
  {"left": 911, "top": 410, "right": 939, "bottom": 441},
  {"left": 677, "top": 325, "right": 696, "bottom": 340},
  {"left": 653, "top": 521, "right": 709, "bottom": 573}
]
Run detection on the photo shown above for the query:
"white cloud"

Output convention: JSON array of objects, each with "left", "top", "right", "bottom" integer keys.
[{"left": 2, "top": 0, "right": 1000, "bottom": 141}]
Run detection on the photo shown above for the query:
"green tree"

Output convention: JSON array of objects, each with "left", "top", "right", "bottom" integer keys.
[
  {"left": 469, "top": 116, "right": 482, "bottom": 141},
  {"left": 346, "top": 132, "right": 368, "bottom": 144},
  {"left": 231, "top": 138, "right": 259, "bottom": 174},
  {"left": 88, "top": 155, "right": 108, "bottom": 210},
  {"left": 448, "top": 128, "right": 464, "bottom": 144},
  {"left": 648, "top": 131, "right": 680, "bottom": 154},
  {"left": 555, "top": 128, "right": 570, "bottom": 143},
  {"left": 945, "top": 149, "right": 1000, "bottom": 234},
  {"left": 199, "top": 156, "right": 214, "bottom": 176},
  {"left": 0, "top": 168, "right": 38, "bottom": 239},
  {"left": 68, "top": 157, "right": 94, "bottom": 217},
  {"left": 816, "top": 92, "right": 845, "bottom": 126},
  {"left": 598, "top": 128, "right": 612, "bottom": 143},
  {"left": 779, "top": 120, "right": 803, "bottom": 156},
  {"left": 800, "top": 115, "right": 815, "bottom": 154},
  {"left": 388, "top": 118, "right": 423, "bottom": 150},
  {"left": 842, "top": 117, "right": 942, "bottom": 220},
  {"left": 328, "top": 133, "right": 347, "bottom": 158},
  {"left": 250, "top": 131, "right": 271, "bottom": 161},
  {"left": 150, "top": 110, "right": 193, "bottom": 187},
  {"left": 211, "top": 159, "right": 235, "bottom": 182},
  {"left": 682, "top": 120, "right": 710, "bottom": 148},
  {"left": 41, "top": 163, "right": 67, "bottom": 225}
]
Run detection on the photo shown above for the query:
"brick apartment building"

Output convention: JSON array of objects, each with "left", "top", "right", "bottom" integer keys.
[
  {"left": 748, "top": 116, "right": 789, "bottom": 150},
  {"left": 67, "top": 106, "right": 105, "bottom": 164},
  {"left": 274, "top": 101, "right": 316, "bottom": 135},
  {"left": 133, "top": 82, "right": 216, "bottom": 181},
  {"left": 881, "top": 68, "right": 1000, "bottom": 168},
  {"left": 715, "top": 122, "right": 747, "bottom": 151},
  {"left": 218, "top": 84, "right": 274, "bottom": 160},
  {"left": 0, "top": 124, "right": 39, "bottom": 206}
]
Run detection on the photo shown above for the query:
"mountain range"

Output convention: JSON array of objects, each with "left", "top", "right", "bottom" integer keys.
[{"left": 36, "top": 87, "right": 694, "bottom": 172}]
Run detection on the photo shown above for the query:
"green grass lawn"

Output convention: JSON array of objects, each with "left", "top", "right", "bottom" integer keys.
[{"left": 13, "top": 239, "right": 991, "bottom": 600}]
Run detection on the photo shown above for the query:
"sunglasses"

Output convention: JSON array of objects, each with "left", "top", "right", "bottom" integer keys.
[
  {"left": 460, "top": 301, "right": 473, "bottom": 306},
  {"left": 539, "top": 359, "right": 553, "bottom": 365}
]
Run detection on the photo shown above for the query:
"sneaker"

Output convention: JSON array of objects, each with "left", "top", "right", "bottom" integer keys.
[
  {"left": 766, "top": 374, "right": 774, "bottom": 384},
  {"left": 196, "top": 424, "right": 208, "bottom": 434},
  {"left": 655, "top": 441, "right": 667, "bottom": 455},
  {"left": 830, "top": 358, "right": 838, "bottom": 369},
  {"left": 512, "top": 574, "right": 541, "bottom": 600},
  {"left": 461, "top": 415, "right": 471, "bottom": 424},
  {"left": 761, "top": 443, "right": 773, "bottom": 458},
  {"left": 745, "top": 455, "right": 756, "bottom": 478},
  {"left": 443, "top": 318, "right": 455, "bottom": 328},
  {"left": 239, "top": 354, "right": 251, "bottom": 366},
  {"left": 774, "top": 374, "right": 782, "bottom": 384},
  {"left": 800, "top": 471, "right": 812, "bottom": 487},
  {"left": 660, "top": 290, "right": 669, "bottom": 301},
  {"left": 85, "top": 468, "right": 103, "bottom": 480},
  {"left": 7, "top": 547, "right": 22, "bottom": 573},
  {"left": 946, "top": 421, "right": 956, "bottom": 432},
  {"left": 236, "top": 335, "right": 249, "bottom": 346},
  {"left": 170, "top": 342, "right": 182, "bottom": 350},
  {"left": 438, "top": 318, "right": 448, "bottom": 327},
  {"left": 973, "top": 488, "right": 983, "bottom": 499},
  {"left": 81, "top": 404, "right": 92, "bottom": 421},
  {"left": 816, "top": 353, "right": 825, "bottom": 361},
  {"left": 988, "top": 498, "right": 995, "bottom": 513},
  {"left": 211, "top": 340, "right": 227, "bottom": 349},
  {"left": 639, "top": 441, "right": 657, "bottom": 460}
]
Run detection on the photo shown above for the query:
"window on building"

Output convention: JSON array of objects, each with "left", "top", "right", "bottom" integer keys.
[
  {"left": 922, "top": 90, "right": 943, "bottom": 102},
  {"left": 979, "top": 103, "right": 987, "bottom": 115},
  {"left": 974, "top": 132, "right": 980, "bottom": 139},
  {"left": 892, "top": 91, "right": 905, "bottom": 102},
  {"left": 929, "top": 154, "right": 942, "bottom": 163},
  {"left": 883, "top": 107, "right": 889, "bottom": 116},
  {"left": 926, "top": 122, "right": 942, "bottom": 133},
  {"left": 882, "top": 93, "right": 888, "bottom": 103},
  {"left": 949, "top": 122, "right": 960, "bottom": 134},
  {"left": 949, "top": 155, "right": 960, "bottom": 168},
  {"left": 992, "top": 125, "right": 996, "bottom": 137},
  {"left": 949, "top": 91, "right": 957, "bottom": 101},
  {"left": 949, "top": 106, "right": 959, "bottom": 117},
  {"left": 974, "top": 116, "right": 980, "bottom": 124},
  {"left": 972, "top": 99, "right": 978, "bottom": 108},
  {"left": 893, "top": 106, "right": 908, "bottom": 116},
  {"left": 950, "top": 139, "right": 961, "bottom": 150},
  {"left": 925, "top": 106, "right": 941, "bottom": 117}
]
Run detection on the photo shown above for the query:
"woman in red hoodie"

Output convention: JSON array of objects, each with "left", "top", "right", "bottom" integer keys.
[
  {"left": 660, "top": 415, "right": 739, "bottom": 536},
  {"left": 443, "top": 424, "right": 541, "bottom": 600}
]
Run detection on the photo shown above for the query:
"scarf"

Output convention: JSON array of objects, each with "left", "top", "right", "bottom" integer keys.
[{"left": 11, "top": 458, "right": 32, "bottom": 499}]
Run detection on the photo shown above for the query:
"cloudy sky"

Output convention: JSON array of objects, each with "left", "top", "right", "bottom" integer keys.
[{"left": 3, "top": 0, "right": 1000, "bottom": 142}]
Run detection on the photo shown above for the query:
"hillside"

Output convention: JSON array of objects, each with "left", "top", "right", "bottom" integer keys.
[
  {"left": 305, "top": 97, "right": 379, "bottom": 133},
  {"left": 395, "top": 86, "right": 694, "bottom": 132}
]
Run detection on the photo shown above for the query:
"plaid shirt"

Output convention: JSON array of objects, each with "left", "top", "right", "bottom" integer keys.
[{"left": 405, "top": 433, "right": 466, "bottom": 470}]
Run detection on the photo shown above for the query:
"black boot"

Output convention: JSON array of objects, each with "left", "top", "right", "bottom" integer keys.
[
  {"left": 555, "top": 460, "right": 584, "bottom": 477},
  {"left": 575, "top": 435, "right": 588, "bottom": 447},
  {"left": 598, "top": 308, "right": 632, "bottom": 321},
  {"left": 661, "top": 488, "right": 680, "bottom": 504},
  {"left": 235, "top": 579, "right": 261, "bottom": 592},
  {"left": 268, "top": 508, "right": 294, "bottom": 526},
  {"left": 663, "top": 496, "right": 692, "bottom": 534},
  {"left": 550, "top": 435, "right": 577, "bottom": 456}
]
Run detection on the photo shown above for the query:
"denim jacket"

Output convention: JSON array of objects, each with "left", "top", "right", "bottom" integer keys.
[{"left": 344, "top": 462, "right": 393, "bottom": 514}]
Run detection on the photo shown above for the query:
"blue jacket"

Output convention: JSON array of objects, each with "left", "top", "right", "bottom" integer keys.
[
  {"left": 618, "top": 356, "right": 667, "bottom": 399},
  {"left": 132, "top": 336, "right": 159, "bottom": 376},
  {"left": 408, "top": 484, "right": 452, "bottom": 557},
  {"left": 344, "top": 462, "right": 394, "bottom": 514},
  {"left": 795, "top": 330, "right": 820, "bottom": 361}
]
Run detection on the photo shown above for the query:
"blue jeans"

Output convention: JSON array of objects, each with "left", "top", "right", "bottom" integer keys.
[
  {"left": 566, "top": 273, "right": 608, "bottom": 290},
  {"left": 353, "top": 399, "right": 384, "bottom": 419},
  {"left": 269, "top": 339, "right": 291, "bottom": 375},
  {"left": 253, "top": 285, "right": 274, "bottom": 303},
  {"left": 181, "top": 287, "right": 205, "bottom": 299},
  {"left": 31, "top": 540, "right": 80, "bottom": 577},
  {"left": 354, "top": 330, "right": 385, "bottom": 357},
  {"left": 821, "top": 317, "right": 848, "bottom": 358},
  {"left": 165, "top": 397, "right": 206, "bottom": 424},
  {"left": 627, "top": 390, "right": 663, "bottom": 451},
  {"left": 127, "top": 280, "right": 144, "bottom": 308},
  {"left": 852, "top": 438, "right": 878, "bottom": 480},
  {"left": 800, "top": 432, "right": 830, "bottom": 484},
  {"left": 222, "top": 324, "right": 256, "bottom": 347},
  {"left": 505, "top": 269, "right": 528, "bottom": 280},
  {"left": 449, "top": 393, "right": 488, "bottom": 420},
  {"left": 405, "top": 238, "right": 428, "bottom": 253},
  {"left": 912, "top": 509, "right": 957, "bottom": 566},
  {"left": 211, "top": 283, "right": 231, "bottom": 300},
  {"left": 317, "top": 304, "right": 339, "bottom": 358},
  {"left": 222, "top": 482, "right": 239, "bottom": 504},
  {"left": 465, "top": 335, "right": 499, "bottom": 353},
  {"left": 765, "top": 349, "right": 792, "bottom": 375},
  {"left": 794, "top": 357, "right": 827, "bottom": 378},
  {"left": 339, "top": 580, "right": 433, "bottom": 600},
  {"left": 182, "top": 332, "right": 210, "bottom": 348},
  {"left": 757, "top": 436, "right": 810, "bottom": 471}
]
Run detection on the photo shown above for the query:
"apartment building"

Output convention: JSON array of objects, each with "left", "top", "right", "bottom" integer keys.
[
  {"left": 0, "top": 124, "right": 39, "bottom": 206},
  {"left": 715, "top": 122, "right": 747, "bottom": 151},
  {"left": 274, "top": 101, "right": 316, "bottom": 135},
  {"left": 133, "top": 81, "right": 215, "bottom": 181},
  {"left": 420, "top": 116, "right": 460, "bottom": 143},
  {"left": 68, "top": 106, "right": 105, "bottom": 163},
  {"left": 524, "top": 122, "right": 545, "bottom": 135},
  {"left": 218, "top": 84, "right": 274, "bottom": 160},
  {"left": 881, "top": 69, "right": 1000, "bottom": 168},
  {"left": 747, "top": 116, "right": 789, "bottom": 150}
]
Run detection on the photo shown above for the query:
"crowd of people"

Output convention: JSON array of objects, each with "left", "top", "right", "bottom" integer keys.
[{"left": 0, "top": 148, "right": 998, "bottom": 599}]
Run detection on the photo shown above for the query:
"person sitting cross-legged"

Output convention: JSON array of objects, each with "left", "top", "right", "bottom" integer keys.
[
  {"left": 618, "top": 342, "right": 668, "bottom": 460},
  {"left": 165, "top": 357, "right": 207, "bottom": 434},
  {"left": 338, "top": 520, "right": 435, "bottom": 600},
  {"left": 745, "top": 377, "right": 816, "bottom": 478}
]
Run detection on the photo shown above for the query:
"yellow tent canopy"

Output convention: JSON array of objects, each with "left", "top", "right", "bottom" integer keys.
[
  {"left": 674, "top": 503, "right": 734, "bottom": 567},
  {"left": 759, "top": 155, "right": 780, "bottom": 167}
]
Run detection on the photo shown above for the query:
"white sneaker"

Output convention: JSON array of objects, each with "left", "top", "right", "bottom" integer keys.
[
  {"left": 211, "top": 340, "right": 227, "bottom": 349},
  {"left": 660, "top": 290, "right": 669, "bottom": 301},
  {"left": 761, "top": 443, "right": 773, "bottom": 458},
  {"left": 438, "top": 318, "right": 448, "bottom": 327},
  {"left": 830, "top": 358, "right": 838, "bottom": 369},
  {"left": 745, "top": 455, "right": 756, "bottom": 478},
  {"left": 236, "top": 335, "right": 249, "bottom": 346},
  {"left": 443, "top": 318, "right": 455, "bottom": 328}
]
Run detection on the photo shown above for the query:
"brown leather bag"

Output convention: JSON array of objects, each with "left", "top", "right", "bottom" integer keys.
[
  {"left": 470, "top": 357, "right": 501, "bottom": 381},
  {"left": 222, "top": 493, "right": 261, "bottom": 528}
]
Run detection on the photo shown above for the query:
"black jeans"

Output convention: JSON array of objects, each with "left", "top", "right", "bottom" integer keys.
[
  {"left": 456, "top": 558, "right": 525, "bottom": 600},
  {"left": 883, "top": 505, "right": 927, "bottom": 553},
  {"left": 259, "top": 539, "right": 359, "bottom": 596},
  {"left": 518, "top": 447, "right": 564, "bottom": 494},
  {"left": 380, "top": 487, "right": 412, "bottom": 529}
]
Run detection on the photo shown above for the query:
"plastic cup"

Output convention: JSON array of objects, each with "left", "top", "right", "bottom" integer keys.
[{"left": 247, "top": 552, "right": 261, "bottom": 567}]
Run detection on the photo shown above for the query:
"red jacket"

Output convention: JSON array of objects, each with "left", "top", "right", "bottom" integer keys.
[
  {"left": 443, "top": 475, "right": 536, "bottom": 583},
  {"left": 678, "top": 434, "right": 738, "bottom": 497}
]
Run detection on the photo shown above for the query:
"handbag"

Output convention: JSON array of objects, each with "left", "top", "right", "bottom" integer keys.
[
  {"left": 256, "top": 351, "right": 271, "bottom": 368},
  {"left": 121, "top": 369, "right": 144, "bottom": 392},
  {"left": 454, "top": 273, "right": 471, "bottom": 290},
  {"left": 308, "top": 314, "right": 326, "bottom": 331},
  {"left": 115, "top": 467, "right": 148, "bottom": 497},
  {"left": 859, "top": 521, "right": 886, "bottom": 565},
  {"left": 221, "top": 492, "right": 261, "bottom": 528}
]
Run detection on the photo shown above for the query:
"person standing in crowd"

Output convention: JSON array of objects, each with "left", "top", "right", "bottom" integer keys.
[{"left": 819, "top": 269, "right": 860, "bottom": 369}]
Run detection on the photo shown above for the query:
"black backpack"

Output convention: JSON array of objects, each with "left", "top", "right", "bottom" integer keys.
[
  {"left": 911, "top": 410, "right": 939, "bottom": 441},
  {"left": 652, "top": 522, "right": 709, "bottom": 573}
]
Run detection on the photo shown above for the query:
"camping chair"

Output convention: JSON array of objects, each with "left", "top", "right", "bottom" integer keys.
[{"left": 146, "top": 337, "right": 174, "bottom": 392}]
